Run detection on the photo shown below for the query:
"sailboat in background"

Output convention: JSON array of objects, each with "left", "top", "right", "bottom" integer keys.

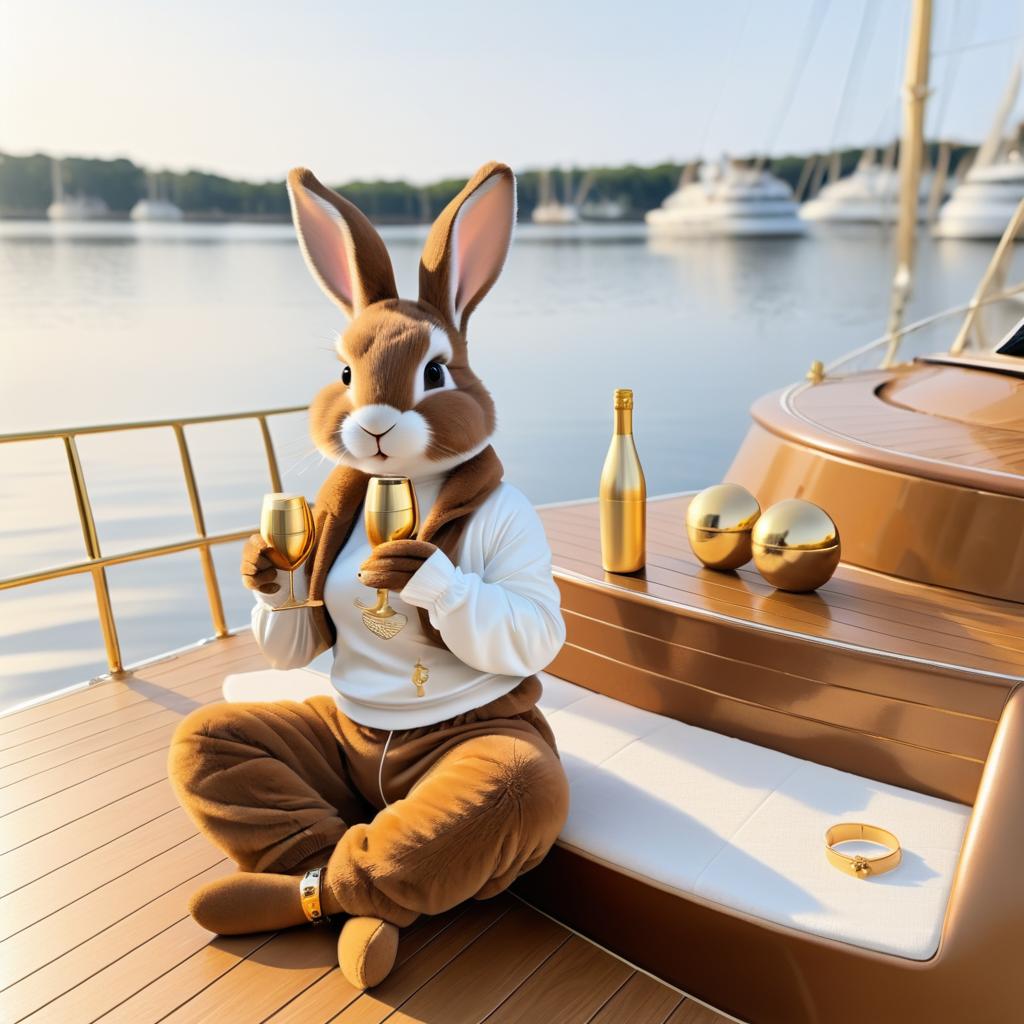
[
  {"left": 46, "top": 157, "right": 109, "bottom": 221},
  {"left": 935, "top": 63, "right": 1024, "bottom": 240},
  {"left": 130, "top": 171, "right": 183, "bottom": 222},
  {"left": 531, "top": 168, "right": 593, "bottom": 225}
]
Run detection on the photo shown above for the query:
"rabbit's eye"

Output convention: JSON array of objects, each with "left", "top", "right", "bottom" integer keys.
[
  {"left": 340, "top": 365, "right": 352, "bottom": 386},
  {"left": 423, "top": 360, "right": 446, "bottom": 391}
]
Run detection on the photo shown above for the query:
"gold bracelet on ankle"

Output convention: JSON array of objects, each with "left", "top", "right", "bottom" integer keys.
[{"left": 299, "top": 867, "right": 327, "bottom": 924}]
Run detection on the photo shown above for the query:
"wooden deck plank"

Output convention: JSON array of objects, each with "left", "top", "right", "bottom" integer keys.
[
  {"left": 262, "top": 908, "right": 465, "bottom": 1024},
  {"left": 483, "top": 933, "right": 633, "bottom": 1023},
  {"left": 158, "top": 927, "right": 340, "bottom": 1023},
  {"left": 630, "top": 493, "right": 1017, "bottom": 626},
  {"left": 561, "top": 609, "right": 994, "bottom": 760},
  {"left": 0, "top": 748, "right": 174, "bottom": 853},
  {"left": 586, "top": 971, "right": 685, "bottom": 1024},
  {"left": 0, "top": 723, "right": 180, "bottom": 814},
  {"left": 383, "top": 902, "right": 567, "bottom": 1024},
  {"left": 0, "top": 679, "right": 223, "bottom": 770},
  {"left": 0, "top": 807, "right": 194, "bottom": 940},
  {"left": 333, "top": 899, "right": 513, "bottom": 1024},
  {"left": 0, "top": 633, "right": 712, "bottom": 1024},
  {"left": 1, "top": 834, "right": 221, "bottom": 989},
  {"left": 544, "top": 522, "right": 1024, "bottom": 677},
  {"left": 2, "top": 780, "right": 179, "bottom": 895},
  {"left": 643, "top": 504, "right": 1024, "bottom": 643},
  {"left": 0, "top": 636, "right": 255, "bottom": 737},
  {"left": 0, "top": 707, "right": 177, "bottom": 787},
  {"left": 0, "top": 656, "right": 250, "bottom": 754},
  {"left": 790, "top": 369, "right": 1024, "bottom": 494},
  {"left": 559, "top": 579, "right": 1010, "bottom": 724},
  {"left": 0, "top": 861, "right": 231, "bottom": 1024},
  {"left": 38, "top": 925, "right": 275, "bottom": 1024},
  {"left": 551, "top": 546, "right": 1024, "bottom": 680},
  {"left": 545, "top": 504, "right": 1024, "bottom": 666}
]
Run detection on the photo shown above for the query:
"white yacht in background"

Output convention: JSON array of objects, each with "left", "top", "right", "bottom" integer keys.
[
  {"left": 645, "top": 160, "right": 805, "bottom": 237},
  {"left": 934, "top": 155, "right": 1024, "bottom": 239},
  {"left": 131, "top": 173, "right": 183, "bottom": 222},
  {"left": 935, "top": 65, "right": 1023, "bottom": 241},
  {"left": 46, "top": 157, "right": 109, "bottom": 221},
  {"left": 800, "top": 151, "right": 935, "bottom": 225},
  {"left": 581, "top": 196, "right": 628, "bottom": 221}
]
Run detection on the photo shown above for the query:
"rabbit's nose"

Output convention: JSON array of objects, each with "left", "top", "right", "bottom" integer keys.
[{"left": 350, "top": 404, "right": 400, "bottom": 436}]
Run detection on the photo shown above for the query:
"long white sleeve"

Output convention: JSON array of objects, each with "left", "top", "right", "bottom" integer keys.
[
  {"left": 250, "top": 570, "right": 329, "bottom": 670},
  {"left": 400, "top": 487, "right": 565, "bottom": 678}
]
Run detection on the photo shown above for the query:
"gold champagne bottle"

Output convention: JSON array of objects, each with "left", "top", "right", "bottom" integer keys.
[{"left": 599, "top": 388, "right": 646, "bottom": 573}]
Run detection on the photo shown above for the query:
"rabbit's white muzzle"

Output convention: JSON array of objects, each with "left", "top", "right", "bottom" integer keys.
[{"left": 340, "top": 404, "right": 430, "bottom": 471}]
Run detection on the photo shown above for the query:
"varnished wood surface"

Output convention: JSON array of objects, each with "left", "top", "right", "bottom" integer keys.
[
  {"left": 540, "top": 496, "right": 1024, "bottom": 679},
  {"left": 0, "top": 633, "right": 722, "bottom": 1024},
  {"left": 540, "top": 494, "right": 1022, "bottom": 804},
  {"left": 784, "top": 364, "right": 1024, "bottom": 492}
]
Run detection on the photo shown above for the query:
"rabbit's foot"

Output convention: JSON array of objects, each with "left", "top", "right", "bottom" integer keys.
[
  {"left": 189, "top": 871, "right": 319, "bottom": 935},
  {"left": 338, "top": 916, "right": 399, "bottom": 990}
]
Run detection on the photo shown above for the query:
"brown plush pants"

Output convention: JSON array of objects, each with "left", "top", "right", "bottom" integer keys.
[{"left": 169, "top": 676, "right": 569, "bottom": 927}]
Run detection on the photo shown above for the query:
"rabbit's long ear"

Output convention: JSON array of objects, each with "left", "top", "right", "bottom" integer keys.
[
  {"left": 419, "top": 162, "right": 516, "bottom": 334},
  {"left": 287, "top": 168, "right": 398, "bottom": 319}
]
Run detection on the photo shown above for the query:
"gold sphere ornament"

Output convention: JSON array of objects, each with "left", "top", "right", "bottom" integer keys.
[
  {"left": 686, "top": 484, "right": 761, "bottom": 570},
  {"left": 752, "top": 499, "right": 841, "bottom": 592}
]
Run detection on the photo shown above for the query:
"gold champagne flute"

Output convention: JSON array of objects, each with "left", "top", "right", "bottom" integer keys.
[
  {"left": 354, "top": 477, "right": 419, "bottom": 640},
  {"left": 260, "top": 493, "right": 325, "bottom": 612}
]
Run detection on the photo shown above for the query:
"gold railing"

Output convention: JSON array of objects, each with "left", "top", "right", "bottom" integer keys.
[{"left": 0, "top": 405, "right": 305, "bottom": 676}]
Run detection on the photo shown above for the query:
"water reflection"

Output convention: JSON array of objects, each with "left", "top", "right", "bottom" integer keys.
[{"left": 0, "top": 220, "right": 1000, "bottom": 708}]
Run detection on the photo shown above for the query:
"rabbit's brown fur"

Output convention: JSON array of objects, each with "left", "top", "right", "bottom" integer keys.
[
  {"left": 290, "top": 161, "right": 513, "bottom": 480},
  {"left": 171, "top": 162, "right": 568, "bottom": 989}
]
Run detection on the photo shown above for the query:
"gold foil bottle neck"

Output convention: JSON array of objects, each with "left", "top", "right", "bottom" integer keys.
[{"left": 613, "top": 388, "right": 634, "bottom": 411}]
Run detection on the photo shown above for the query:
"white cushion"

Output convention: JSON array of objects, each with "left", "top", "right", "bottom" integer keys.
[
  {"left": 538, "top": 674, "right": 970, "bottom": 961},
  {"left": 223, "top": 668, "right": 334, "bottom": 704},
  {"left": 224, "top": 669, "right": 971, "bottom": 960}
]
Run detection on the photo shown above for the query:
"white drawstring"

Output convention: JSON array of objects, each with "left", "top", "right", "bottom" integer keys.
[{"left": 378, "top": 730, "right": 394, "bottom": 808}]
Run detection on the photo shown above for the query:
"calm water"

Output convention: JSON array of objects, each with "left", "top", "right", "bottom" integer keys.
[{"left": 0, "top": 219, "right": 998, "bottom": 709}]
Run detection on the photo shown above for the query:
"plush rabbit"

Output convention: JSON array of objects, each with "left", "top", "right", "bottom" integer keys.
[{"left": 169, "top": 162, "right": 569, "bottom": 990}]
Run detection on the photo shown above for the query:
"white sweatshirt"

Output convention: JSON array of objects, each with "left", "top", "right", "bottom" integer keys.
[{"left": 251, "top": 474, "right": 566, "bottom": 729}]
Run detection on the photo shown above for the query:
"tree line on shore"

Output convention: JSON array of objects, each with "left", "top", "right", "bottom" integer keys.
[{"left": 0, "top": 145, "right": 975, "bottom": 222}]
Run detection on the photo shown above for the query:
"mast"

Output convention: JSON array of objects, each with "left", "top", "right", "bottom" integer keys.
[
  {"left": 50, "top": 157, "right": 64, "bottom": 204},
  {"left": 882, "top": 0, "right": 932, "bottom": 368},
  {"left": 974, "top": 63, "right": 1021, "bottom": 171}
]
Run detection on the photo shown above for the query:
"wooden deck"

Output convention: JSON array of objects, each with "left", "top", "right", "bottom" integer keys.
[
  {"left": 0, "top": 633, "right": 725, "bottom": 1024},
  {"left": 538, "top": 495, "right": 1024, "bottom": 680},
  {"left": 539, "top": 493, "right": 1022, "bottom": 806},
  {"left": 790, "top": 365, "right": 1024, "bottom": 491}
]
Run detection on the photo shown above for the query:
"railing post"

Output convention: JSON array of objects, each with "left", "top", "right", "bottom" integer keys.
[
  {"left": 173, "top": 424, "right": 228, "bottom": 638},
  {"left": 258, "top": 415, "right": 283, "bottom": 493},
  {"left": 63, "top": 435, "right": 124, "bottom": 675}
]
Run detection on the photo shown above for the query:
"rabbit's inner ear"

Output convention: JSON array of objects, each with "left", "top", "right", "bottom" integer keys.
[
  {"left": 451, "top": 173, "right": 516, "bottom": 324},
  {"left": 287, "top": 168, "right": 398, "bottom": 319},
  {"left": 420, "top": 163, "right": 516, "bottom": 334},
  {"left": 289, "top": 181, "right": 359, "bottom": 317}
]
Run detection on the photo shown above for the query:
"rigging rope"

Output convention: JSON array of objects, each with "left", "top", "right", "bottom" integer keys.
[
  {"left": 928, "top": 0, "right": 978, "bottom": 142},
  {"left": 758, "top": 0, "right": 829, "bottom": 161},
  {"left": 694, "top": 0, "right": 754, "bottom": 164},
  {"left": 827, "top": 0, "right": 881, "bottom": 154}
]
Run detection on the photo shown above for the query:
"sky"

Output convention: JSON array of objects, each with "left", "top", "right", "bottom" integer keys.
[{"left": 3, "top": 0, "right": 1023, "bottom": 184}]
